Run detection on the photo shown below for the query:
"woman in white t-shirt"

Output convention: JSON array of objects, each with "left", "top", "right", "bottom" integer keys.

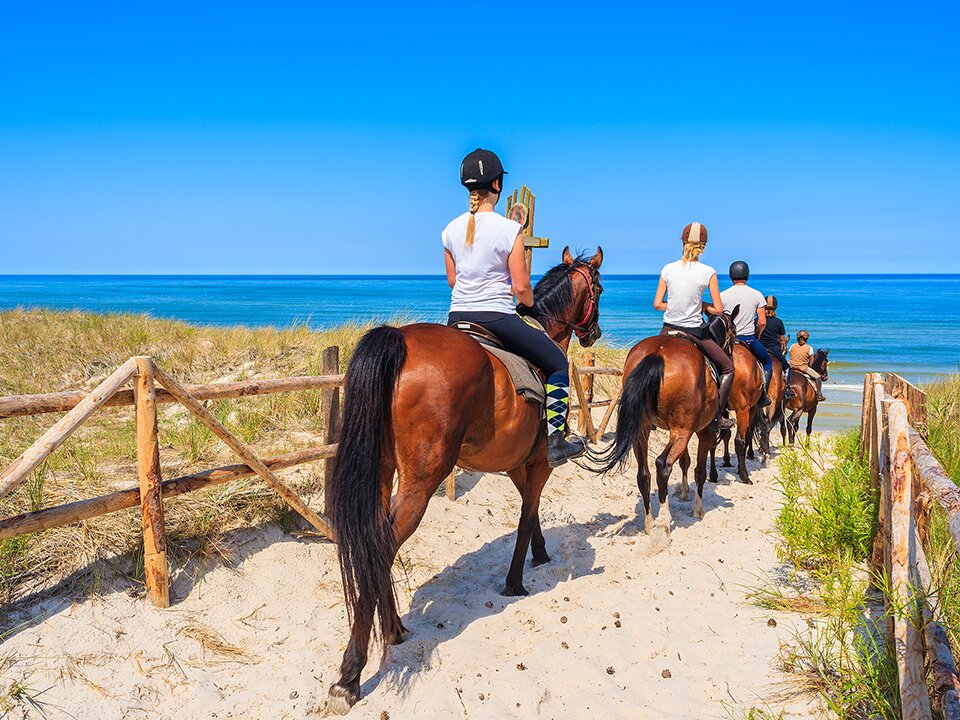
[
  {"left": 652, "top": 222, "right": 735, "bottom": 428},
  {"left": 442, "top": 148, "right": 585, "bottom": 466}
]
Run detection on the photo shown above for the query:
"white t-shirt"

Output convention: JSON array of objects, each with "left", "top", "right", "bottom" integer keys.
[
  {"left": 661, "top": 260, "right": 716, "bottom": 328},
  {"left": 720, "top": 284, "right": 766, "bottom": 337},
  {"left": 442, "top": 211, "right": 521, "bottom": 314}
]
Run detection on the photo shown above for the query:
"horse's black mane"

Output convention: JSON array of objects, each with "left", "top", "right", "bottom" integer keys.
[{"left": 519, "top": 253, "right": 590, "bottom": 323}]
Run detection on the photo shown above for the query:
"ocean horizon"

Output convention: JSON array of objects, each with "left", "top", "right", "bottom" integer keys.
[{"left": 3, "top": 273, "right": 958, "bottom": 432}]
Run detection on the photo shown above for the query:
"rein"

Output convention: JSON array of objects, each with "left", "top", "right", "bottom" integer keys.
[{"left": 559, "top": 265, "right": 601, "bottom": 339}]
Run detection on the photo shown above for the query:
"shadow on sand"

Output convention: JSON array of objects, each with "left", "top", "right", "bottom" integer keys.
[{"left": 363, "top": 512, "right": 623, "bottom": 700}]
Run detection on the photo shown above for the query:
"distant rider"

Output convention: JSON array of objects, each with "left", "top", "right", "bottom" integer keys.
[
  {"left": 720, "top": 261, "right": 772, "bottom": 407},
  {"left": 442, "top": 148, "right": 586, "bottom": 467},
  {"left": 653, "top": 222, "right": 734, "bottom": 430},
  {"left": 759, "top": 295, "right": 795, "bottom": 399},
  {"left": 789, "top": 330, "right": 826, "bottom": 401}
]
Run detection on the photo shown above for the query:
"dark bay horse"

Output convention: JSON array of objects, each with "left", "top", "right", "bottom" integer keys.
[
  {"left": 712, "top": 354, "right": 785, "bottom": 478},
  {"left": 326, "top": 247, "right": 603, "bottom": 713},
  {"left": 785, "top": 349, "right": 830, "bottom": 442},
  {"left": 591, "top": 310, "right": 737, "bottom": 533}
]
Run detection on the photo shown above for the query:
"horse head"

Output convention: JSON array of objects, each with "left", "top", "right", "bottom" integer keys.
[
  {"left": 522, "top": 246, "right": 604, "bottom": 348},
  {"left": 812, "top": 348, "right": 830, "bottom": 380},
  {"left": 708, "top": 304, "right": 740, "bottom": 354}
]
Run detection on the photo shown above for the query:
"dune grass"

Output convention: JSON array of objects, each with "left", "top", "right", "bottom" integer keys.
[
  {"left": 0, "top": 308, "right": 629, "bottom": 607},
  {"left": 757, "top": 430, "right": 900, "bottom": 718},
  {"left": 925, "top": 374, "right": 960, "bottom": 484}
]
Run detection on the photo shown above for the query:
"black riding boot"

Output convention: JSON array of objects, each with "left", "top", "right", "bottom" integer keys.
[
  {"left": 712, "top": 371, "right": 735, "bottom": 432},
  {"left": 759, "top": 368, "right": 772, "bottom": 408},
  {"left": 784, "top": 372, "right": 796, "bottom": 399},
  {"left": 545, "top": 374, "right": 587, "bottom": 467}
]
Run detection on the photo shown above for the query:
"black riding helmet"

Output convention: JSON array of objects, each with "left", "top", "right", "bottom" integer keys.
[
  {"left": 729, "top": 260, "right": 750, "bottom": 281},
  {"left": 460, "top": 148, "right": 507, "bottom": 190}
]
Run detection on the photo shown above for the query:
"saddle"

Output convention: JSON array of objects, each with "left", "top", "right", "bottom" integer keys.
[
  {"left": 663, "top": 330, "right": 721, "bottom": 387},
  {"left": 450, "top": 321, "right": 547, "bottom": 406},
  {"left": 788, "top": 367, "right": 817, "bottom": 391}
]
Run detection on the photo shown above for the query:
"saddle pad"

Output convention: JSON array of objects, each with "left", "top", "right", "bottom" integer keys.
[
  {"left": 664, "top": 331, "right": 720, "bottom": 386},
  {"left": 482, "top": 345, "right": 546, "bottom": 406}
]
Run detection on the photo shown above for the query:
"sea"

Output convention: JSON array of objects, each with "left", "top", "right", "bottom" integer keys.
[{"left": 2, "top": 274, "right": 958, "bottom": 432}]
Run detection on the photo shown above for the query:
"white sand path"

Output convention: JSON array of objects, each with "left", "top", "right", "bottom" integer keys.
[{"left": 0, "top": 431, "right": 821, "bottom": 719}]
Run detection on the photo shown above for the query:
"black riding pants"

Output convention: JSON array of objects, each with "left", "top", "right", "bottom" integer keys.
[{"left": 447, "top": 311, "right": 567, "bottom": 377}]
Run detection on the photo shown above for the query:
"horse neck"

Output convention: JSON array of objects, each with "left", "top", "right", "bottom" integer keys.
[{"left": 542, "top": 318, "right": 574, "bottom": 352}]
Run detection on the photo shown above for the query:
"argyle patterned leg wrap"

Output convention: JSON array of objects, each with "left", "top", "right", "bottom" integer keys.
[{"left": 545, "top": 373, "right": 570, "bottom": 436}]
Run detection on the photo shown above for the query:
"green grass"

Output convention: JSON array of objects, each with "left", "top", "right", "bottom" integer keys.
[
  {"left": 758, "top": 430, "right": 900, "bottom": 718},
  {"left": 925, "top": 374, "right": 960, "bottom": 483}
]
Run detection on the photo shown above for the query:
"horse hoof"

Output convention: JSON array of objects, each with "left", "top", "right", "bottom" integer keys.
[
  {"left": 531, "top": 554, "right": 551, "bottom": 567},
  {"left": 721, "top": 461, "right": 732, "bottom": 468},
  {"left": 708, "top": 475, "right": 719, "bottom": 484},
  {"left": 502, "top": 583, "right": 529, "bottom": 597},
  {"left": 739, "top": 477, "right": 754, "bottom": 485},
  {"left": 391, "top": 624, "right": 409, "bottom": 645},
  {"left": 327, "top": 685, "right": 359, "bottom": 715}
]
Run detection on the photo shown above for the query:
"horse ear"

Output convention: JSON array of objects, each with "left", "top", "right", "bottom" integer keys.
[
  {"left": 562, "top": 246, "right": 574, "bottom": 266},
  {"left": 730, "top": 304, "right": 741, "bottom": 322},
  {"left": 588, "top": 246, "right": 603, "bottom": 269}
]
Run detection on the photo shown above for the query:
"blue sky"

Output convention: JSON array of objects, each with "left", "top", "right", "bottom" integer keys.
[{"left": 1, "top": 2, "right": 957, "bottom": 275}]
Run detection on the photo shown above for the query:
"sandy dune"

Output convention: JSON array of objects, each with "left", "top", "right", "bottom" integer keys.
[{"left": 0, "top": 430, "right": 820, "bottom": 719}]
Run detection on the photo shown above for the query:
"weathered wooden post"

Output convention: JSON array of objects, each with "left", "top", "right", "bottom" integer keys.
[
  {"left": 579, "top": 351, "right": 596, "bottom": 433},
  {"left": 133, "top": 356, "right": 170, "bottom": 608},
  {"left": 887, "top": 400, "right": 932, "bottom": 719},
  {"left": 505, "top": 185, "right": 550, "bottom": 276},
  {"left": 322, "top": 346, "right": 341, "bottom": 518}
]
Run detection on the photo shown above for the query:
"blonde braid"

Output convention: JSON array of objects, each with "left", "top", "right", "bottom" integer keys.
[
  {"left": 682, "top": 242, "right": 706, "bottom": 263},
  {"left": 465, "top": 190, "right": 482, "bottom": 247}
]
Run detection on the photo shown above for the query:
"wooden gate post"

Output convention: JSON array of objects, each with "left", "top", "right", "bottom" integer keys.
[
  {"left": 133, "top": 357, "right": 170, "bottom": 608},
  {"left": 578, "top": 352, "right": 595, "bottom": 434},
  {"left": 321, "top": 346, "right": 341, "bottom": 518}
]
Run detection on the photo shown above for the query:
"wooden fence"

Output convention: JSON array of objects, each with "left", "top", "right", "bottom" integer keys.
[
  {"left": 0, "top": 348, "right": 619, "bottom": 605},
  {"left": 862, "top": 372, "right": 960, "bottom": 718}
]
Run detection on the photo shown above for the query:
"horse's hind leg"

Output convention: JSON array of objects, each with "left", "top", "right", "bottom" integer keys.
[
  {"left": 746, "top": 419, "right": 756, "bottom": 460},
  {"left": 734, "top": 409, "right": 753, "bottom": 484},
  {"left": 693, "top": 429, "right": 713, "bottom": 519},
  {"left": 634, "top": 432, "right": 653, "bottom": 532},
  {"left": 677, "top": 449, "right": 691, "bottom": 500},
  {"left": 503, "top": 454, "right": 552, "bottom": 596},
  {"left": 721, "top": 428, "right": 732, "bottom": 467},
  {"left": 654, "top": 429, "right": 692, "bottom": 532},
  {"left": 708, "top": 434, "right": 719, "bottom": 483}
]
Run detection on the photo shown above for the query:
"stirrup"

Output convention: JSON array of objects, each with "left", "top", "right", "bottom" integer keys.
[{"left": 547, "top": 432, "right": 586, "bottom": 467}]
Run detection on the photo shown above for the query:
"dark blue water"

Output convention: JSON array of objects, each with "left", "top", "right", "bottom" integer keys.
[{"left": 2, "top": 274, "right": 958, "bottom": 429}]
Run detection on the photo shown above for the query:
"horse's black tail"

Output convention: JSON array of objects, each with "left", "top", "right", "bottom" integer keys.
[
  {"left": 330, "top": 325, "right": 406, "bottom": 642},
  {"left": 588, "top": 353, "right": 663, "bottom": 473}
]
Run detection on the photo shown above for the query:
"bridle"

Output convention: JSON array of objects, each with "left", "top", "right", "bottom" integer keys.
[{"left": 561, "top": 265, "right": 603, "bottom": 341}]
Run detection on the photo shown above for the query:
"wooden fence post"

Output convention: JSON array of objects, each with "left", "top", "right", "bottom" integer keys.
[
  {"left": 887, "top": 400, "right": 932, "bottom": 719},
  {"left": 133, "top": 357, "right": 169, "bottom": 608},
  {"left": 446, "top": 468, "right": 456, "bottom": 500},
  {"left": 578, "top": 352, "right": 595, "bottom": 433},
  {"left": 570, "top": 360, "right": 597, "bottom": 444},
  {"left": 322, "top": 346, "right": 341, "bottom": 518}
]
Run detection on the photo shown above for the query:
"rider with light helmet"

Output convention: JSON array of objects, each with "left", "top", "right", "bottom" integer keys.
[
  {"left": 442, "top": 148, "right": 586, "bottom": 467},
  {"left": 789, "top": 330, "right": 826, "bottom": 401},
  {"left": 720, "top": 261, "right": 773, "bottom": 407},
  {"left": 653, "top": 222, "right": 735, "bottom": 430}
]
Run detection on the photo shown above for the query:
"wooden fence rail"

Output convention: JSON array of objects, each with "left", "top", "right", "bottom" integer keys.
[
  {"left": 1, "top": 348, "right": 613, "bottom": 605},
  {"left": 864, "top": 371, "right": 960, "bottom": 719}
]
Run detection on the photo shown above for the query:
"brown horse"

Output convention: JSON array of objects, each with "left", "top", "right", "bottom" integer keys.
[
  {"left": 785, "top": 349, "right": 830, "bottom": 442},
  {"left": 709, "top": 351, "right": 779, "bottom": 482},
  {"left": 326, "top": 247, "right": 603, "bottom": 712},
  {"left": 592, "top": 310, "right": 738, "bottom": 532}
]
